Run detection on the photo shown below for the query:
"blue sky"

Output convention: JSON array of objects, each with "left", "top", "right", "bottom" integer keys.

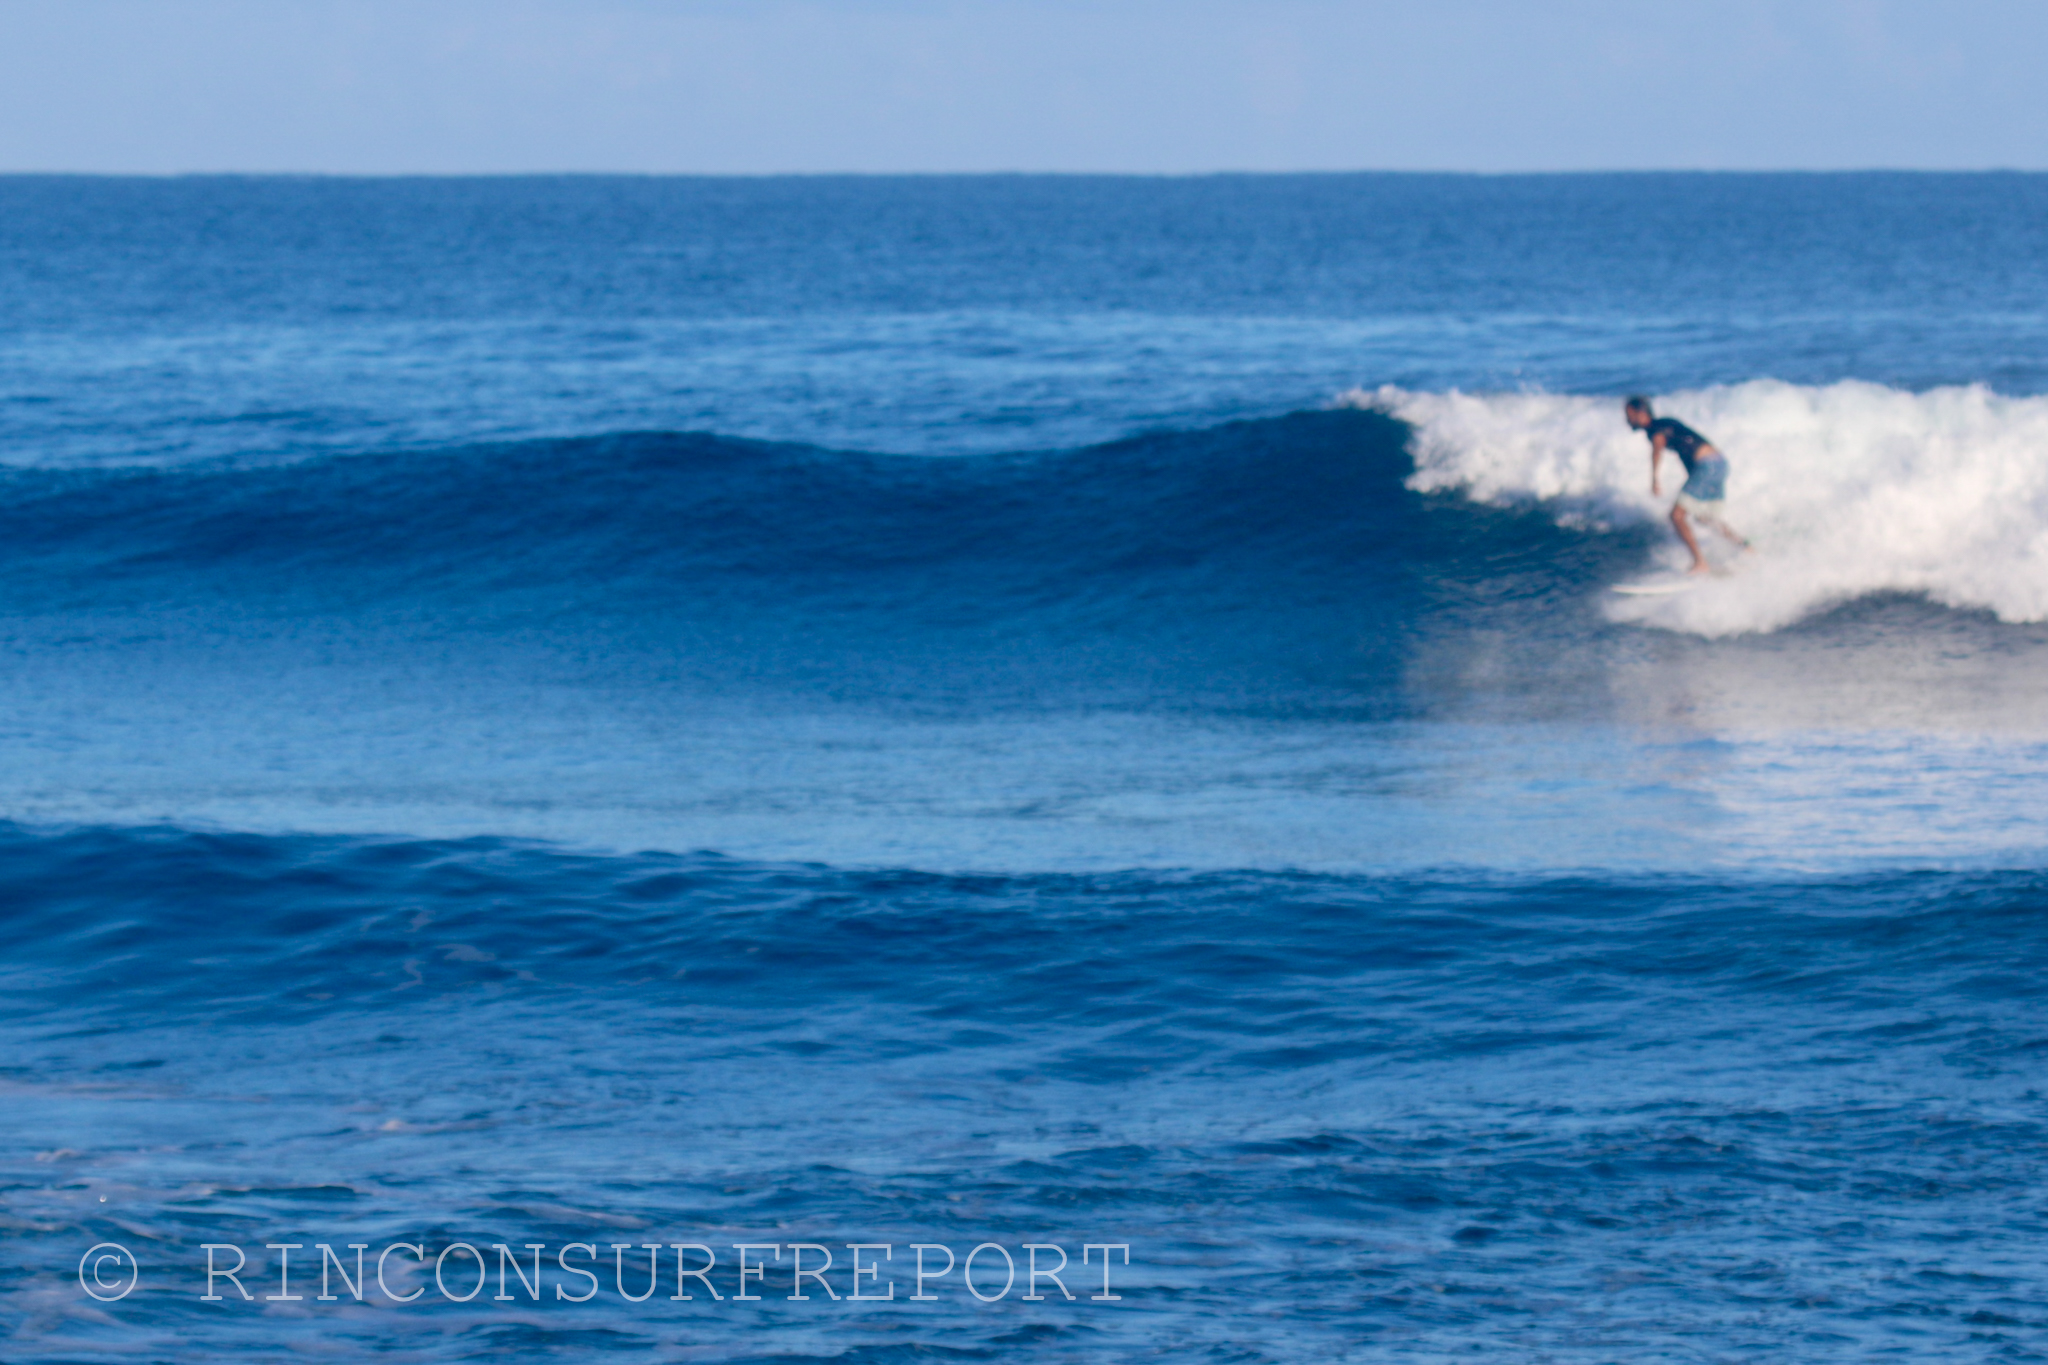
[{"left": 2, "top": 0, "right": 2041, "bottom": 173}]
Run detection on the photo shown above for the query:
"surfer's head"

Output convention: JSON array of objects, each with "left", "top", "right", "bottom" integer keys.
[{"left": 1624, "top": 396, "right": 1654, "bottom": 429}]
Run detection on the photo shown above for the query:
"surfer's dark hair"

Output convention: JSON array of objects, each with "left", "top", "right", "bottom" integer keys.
[{"left": 1624, "top": 396, "right": 1654, "bottom": 416}]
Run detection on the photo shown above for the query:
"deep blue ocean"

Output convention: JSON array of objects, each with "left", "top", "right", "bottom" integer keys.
[{"left": 4, "top": 174, "right": 2048, "bottom": 1361}]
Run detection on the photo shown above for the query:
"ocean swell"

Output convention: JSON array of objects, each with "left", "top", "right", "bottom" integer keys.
[{"left": 0, "top": 410, "right": 1615, "bottom": 668}]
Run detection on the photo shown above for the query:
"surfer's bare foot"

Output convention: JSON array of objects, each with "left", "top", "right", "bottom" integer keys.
[{"left": 1685, "top": 562, "right": 1712, "bottom": 576}]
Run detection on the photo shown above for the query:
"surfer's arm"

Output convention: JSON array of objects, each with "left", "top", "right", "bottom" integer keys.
[{"left": 1648, "top": 433, "right": 1665, "bottom": 496}]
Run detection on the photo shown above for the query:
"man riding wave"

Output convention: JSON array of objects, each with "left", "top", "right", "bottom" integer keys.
[{"left": 1625, "top": 396, "right": 1748, "bottom": 574}]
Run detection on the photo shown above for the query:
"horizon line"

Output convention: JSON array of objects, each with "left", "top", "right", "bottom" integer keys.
[{"left": 4, "top": 166, "right": 2044, "bottom": 179}]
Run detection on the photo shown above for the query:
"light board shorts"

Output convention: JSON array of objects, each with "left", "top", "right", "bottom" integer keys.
[{"left": 1676, "top": 456, "right": 1728, "bottom": 514}]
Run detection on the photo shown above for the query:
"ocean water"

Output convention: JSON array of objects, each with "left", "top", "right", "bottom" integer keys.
[{"left": 3, "top": 173, "right": 2046, "bottom": 1361}]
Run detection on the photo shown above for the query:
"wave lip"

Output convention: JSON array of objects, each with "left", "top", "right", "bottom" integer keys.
[{"left": 1354, "top": 380, "right": 2048, "bottom": 635}]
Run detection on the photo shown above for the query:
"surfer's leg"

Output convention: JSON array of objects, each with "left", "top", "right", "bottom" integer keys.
[
  {"left": 1682, "top": 462, "right": 1745, "bottom": 550},
  {"left": 1670, "top": 505, "right": 1709, "bottom": 573},
  {"left": 1700, "top": 512, "right": 1749, "bottom": 550}
]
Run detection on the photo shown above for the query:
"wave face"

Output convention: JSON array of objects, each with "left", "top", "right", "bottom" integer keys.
[
  {"left": 1371, "top": 381, "right": 2048, "bottom": 635},
  {"left": 1, "top": 409, "right": 1439, "bottom": 606},
  {"left": 8, "top": 393, "right": 2044, "bottom": 683},
  {"left": 0, "top": 409, "right": 1631, "bottom": 709},
  {"left": 17, "top": 385, "right": 2045, "bottom": 664}
]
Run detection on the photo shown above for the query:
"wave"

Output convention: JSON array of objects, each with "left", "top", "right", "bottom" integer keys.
[
  {"left": 0, "top": 409, "right": 1501, "bottom": 590},
  {"left": 1, "top": 391, "right": 2039, "bottom": 699},
  {"left": 0, "top": 411, "right": 1618, "bottom": 679},
  {"left": 1358, "top": 380, "right": 2048, "bottom": 636},
  {"left": 10, "top": 820, "right": 2048, "bottom": 1364},
  {"left": 2, "top": 407, "right": 2047, "bottom": 851},
  {"left": 9, "top": 822, "right": 2045, "bottom": 1024}
]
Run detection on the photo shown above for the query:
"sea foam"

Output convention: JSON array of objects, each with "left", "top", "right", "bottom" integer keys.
[{"left": 1349, "top": 381, "right": 2048, "bottom": 635}]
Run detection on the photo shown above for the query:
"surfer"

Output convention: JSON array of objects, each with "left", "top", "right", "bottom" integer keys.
[{"left": 1624, "top": 397, "right": 1747, "bottom": 574}]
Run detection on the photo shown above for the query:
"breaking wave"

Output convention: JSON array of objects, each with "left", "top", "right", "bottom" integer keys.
[{"left": 1357, "top": 380, "right": 2048, "bottom": 635}]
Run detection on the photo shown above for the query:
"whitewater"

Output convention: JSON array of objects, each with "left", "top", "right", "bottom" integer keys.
[
  {"left": 1372, "top": 379, "right": 2048, "bottom": 634},
  {"left": 5, "top": 174, "right": 2048, "bottom": 1364}
]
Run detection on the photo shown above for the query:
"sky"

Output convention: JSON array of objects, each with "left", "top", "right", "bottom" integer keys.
[{"left": 1, "top": 0, "right": 2042, "bottom": 174}]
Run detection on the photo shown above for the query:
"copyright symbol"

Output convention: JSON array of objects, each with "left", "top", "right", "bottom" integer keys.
[{"left": 79, "top": 1243, "right": 138, "bottom": 1301}]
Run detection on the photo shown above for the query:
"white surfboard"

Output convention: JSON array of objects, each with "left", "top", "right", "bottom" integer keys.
[{"left": 1612, "top": 575, "right": 1702, "bottom": 596}]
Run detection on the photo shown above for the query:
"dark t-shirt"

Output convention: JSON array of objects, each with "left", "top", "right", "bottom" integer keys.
[{"left": 1646, "top": 417, "right": 1715, "bottom": 472}]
